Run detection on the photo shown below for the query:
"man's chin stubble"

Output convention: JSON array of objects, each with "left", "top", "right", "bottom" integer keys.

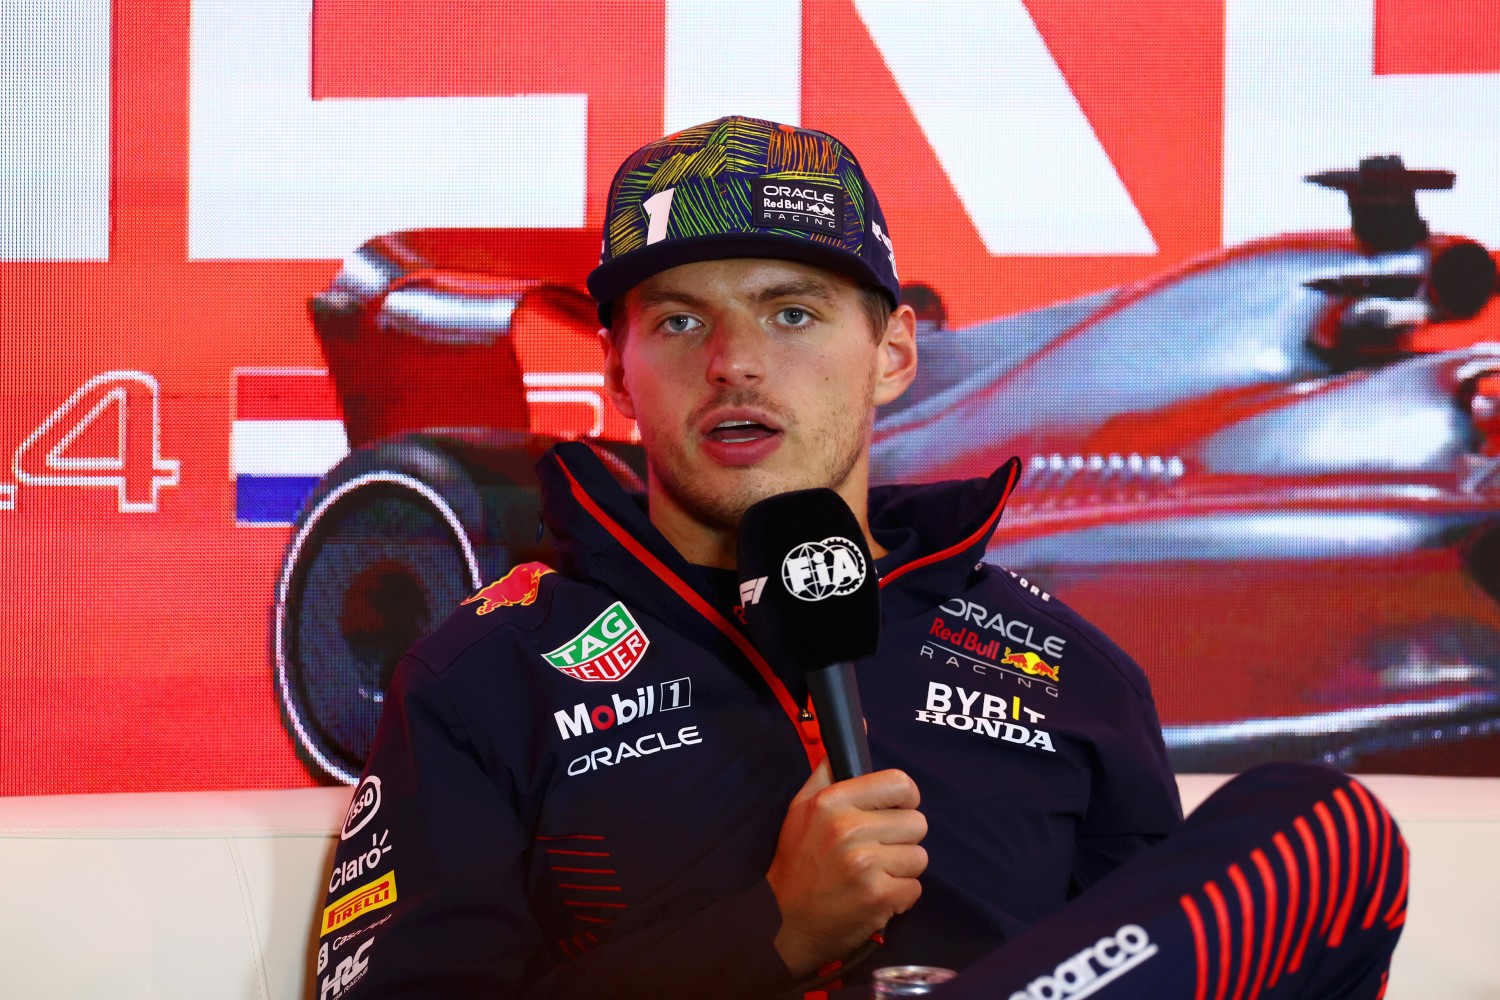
[{"left": 650, "top": 438, "right": 864, "bottom": 533}]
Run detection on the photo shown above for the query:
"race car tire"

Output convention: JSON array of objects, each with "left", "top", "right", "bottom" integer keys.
[{"left": 273, "top": 430, "right": 572, "bottom": 784}]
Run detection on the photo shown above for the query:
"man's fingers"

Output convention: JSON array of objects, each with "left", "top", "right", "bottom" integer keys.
[
  {"left": 820, "top": 768, "right": 921, "bottom": 811},
  {"left": 886, "top": 874, "right": 924, "bottom": 915},
  {"left": 790, "top": 756, "right": 833, "bottom": 806},
  {"left": 881, "top": 843, "right": 929, "bottom": 880},
  {"left": 769, "top": 763, "right": 928, "bottom": 976},
  {"left": 873, "top": 809, "right": 928, "bottom": 847}
]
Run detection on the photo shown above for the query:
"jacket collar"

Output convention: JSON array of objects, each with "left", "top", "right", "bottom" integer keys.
[
  {"left": 870, "top": 459, "right": 1020, "bottom": 622},
  {"left": 538, "top": 442, "right": 1019, "bottom": 629}
]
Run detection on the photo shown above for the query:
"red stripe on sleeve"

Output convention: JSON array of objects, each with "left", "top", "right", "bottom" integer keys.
[
  {"left": 555, "top": 883, "right": 622, "bottom": 891},
  {"left": 1347, "top": 780, "right": 1380, "bottom": 884},
  {"left": 1247, "top": 849, "right": 1277, "bottom": 1000},
  {"left": 555, "top": 455, "right": 822, "bottom": 768},
  {"left": 546, "top": 849, "right": 610, "bottom": 857},
  {"left": 1363, "top": 797, "right": 1395, "bottom": 930},
  {"left": 1329, "top": 789, "right": 1362, "bottom": 947},
  {"left": 1205, "top": 879, "right": 1233, "bottom": 1000},
  {"left": 1227, "top": 864, "right": 1255, "bottom": 1000},
  {"left": 1290, "top": 817, "right": 1322, "bottom": 975},
  {"left": 1181, "top": 893, "right": 1211, "bottom": 1000},
  {"left": 1384, "top": 836, "right": 1410, "bottom": 928},
  {"left": 1314, "top": 801, "right": 1342, "bottom": 938},
  {"left": 1268, "top": 833, "right": 1300, "bottom": 989}
]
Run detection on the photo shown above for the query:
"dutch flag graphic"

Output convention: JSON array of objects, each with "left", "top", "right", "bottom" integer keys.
[{"left": 232, "top": 369, "right": 348, "bottom": 525}]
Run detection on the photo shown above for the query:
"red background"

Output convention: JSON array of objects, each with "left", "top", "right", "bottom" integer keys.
[{"left": 2, "top": 0, "right": 1495, "bottom": 794}]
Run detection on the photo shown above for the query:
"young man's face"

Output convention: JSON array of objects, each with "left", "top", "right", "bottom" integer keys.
[{"left": 603, "top": 257, "right": 917, "bottom": 564}]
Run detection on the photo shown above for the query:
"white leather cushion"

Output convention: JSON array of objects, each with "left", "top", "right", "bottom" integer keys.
[{"left": 0, "top": 787, "right": 348, "bottom": 1000}]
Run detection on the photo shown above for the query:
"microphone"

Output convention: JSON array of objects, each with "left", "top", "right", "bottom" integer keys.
[{"left": 737, "top": 489, "right": 881, "bottom": 781}]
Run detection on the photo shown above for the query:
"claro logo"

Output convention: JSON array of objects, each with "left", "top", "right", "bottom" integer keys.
[{"left": 1008, "top": 924, "right": 1157, "bottom": 1000}]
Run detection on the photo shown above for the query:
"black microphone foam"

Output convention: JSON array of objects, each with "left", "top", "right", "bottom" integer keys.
[{"left": 737, "top": 489, "right": 880, "bottom": 780}]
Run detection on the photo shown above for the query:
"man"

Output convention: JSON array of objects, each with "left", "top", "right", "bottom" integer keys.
[{"left": 314, "top": 117, "right": 1405, "bottom": 999}]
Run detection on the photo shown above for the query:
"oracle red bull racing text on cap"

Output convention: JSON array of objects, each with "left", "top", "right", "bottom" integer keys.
[{"left": 586, "top": 115, "right": 902, "bottom": 325}]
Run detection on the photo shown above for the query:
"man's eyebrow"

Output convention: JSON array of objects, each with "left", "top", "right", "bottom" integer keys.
[
  {"left": 634, "top": 279, "right": 837, "bottom": 310},
  {"left": 754, "top": 279, "right": 837, "bottom": 304},
  {"left": 634, "top": 286, "right": 707, "bottom": 310}
]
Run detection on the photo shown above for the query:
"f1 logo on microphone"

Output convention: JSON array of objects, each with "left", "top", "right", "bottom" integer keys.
[
  {"left": 739, "top": 577, "right": 768, "bottom": 606},
  {"left": 781, "top": 537, "right": 867, "bottom": 602}
]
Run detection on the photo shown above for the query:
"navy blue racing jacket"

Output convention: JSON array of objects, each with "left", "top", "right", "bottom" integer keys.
[{"left": 313, "top": 442, "right": 1182, "bottom": 999}]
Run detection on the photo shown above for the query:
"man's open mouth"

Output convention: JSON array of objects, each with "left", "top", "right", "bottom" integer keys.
[{"left": 706, "top": 419, "right": 779, "bottom": 444}]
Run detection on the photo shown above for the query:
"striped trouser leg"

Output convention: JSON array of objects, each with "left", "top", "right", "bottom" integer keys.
[{"left": 936, "top": 762, "right": 1407, "bottom": 1000}]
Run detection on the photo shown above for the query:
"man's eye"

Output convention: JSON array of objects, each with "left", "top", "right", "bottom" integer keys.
[
  {"left": 661, "top": 314, "right": 701, "bottom": 333},
  {"left": 777, "top": 307, "right": 810, "bottom": 327}
]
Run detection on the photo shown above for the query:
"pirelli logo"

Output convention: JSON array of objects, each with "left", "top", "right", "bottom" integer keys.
[{"left": 322, "top": 871, "right": 397, "bottom": 936}]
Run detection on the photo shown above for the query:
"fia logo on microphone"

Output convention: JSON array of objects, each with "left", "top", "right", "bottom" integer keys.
[{"left": 781, "top": 537, "right": 867, "bottom": 602}]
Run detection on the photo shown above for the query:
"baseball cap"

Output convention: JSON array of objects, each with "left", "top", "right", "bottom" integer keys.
[{"left": 586, "top": 115, "right": 901, "bottom": 326}]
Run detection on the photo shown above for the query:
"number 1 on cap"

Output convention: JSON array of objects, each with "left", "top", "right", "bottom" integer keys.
[{"left": 642, "top": 187, "right": 677, "bottom": 245}]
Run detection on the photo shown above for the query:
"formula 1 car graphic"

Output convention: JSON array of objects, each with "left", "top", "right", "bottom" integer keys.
[{"left": 274, "top": 158, "right": 1500, "bottom": 783}]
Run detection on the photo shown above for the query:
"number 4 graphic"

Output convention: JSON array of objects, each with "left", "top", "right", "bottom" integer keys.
[{"left": 8, "top": 371, "right": 181, "bottom": 512}]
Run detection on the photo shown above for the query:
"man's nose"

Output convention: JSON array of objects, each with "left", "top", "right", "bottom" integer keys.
[{"left": 704, "top": 316, "right": 766, "bottom": 386}]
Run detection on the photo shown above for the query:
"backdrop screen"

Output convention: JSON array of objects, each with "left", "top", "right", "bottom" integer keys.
[{"left": 4, "top": 0, "right": 1500, "bottom": 793}]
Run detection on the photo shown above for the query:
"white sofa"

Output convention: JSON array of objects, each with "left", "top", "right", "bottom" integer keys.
[{"left": 0, "top": 775, "right": 1495, "bottom": 999}]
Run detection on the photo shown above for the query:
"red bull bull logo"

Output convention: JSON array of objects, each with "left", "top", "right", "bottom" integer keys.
[
  {"left": 462, "top": 563, "right": 554, "bottom": 615},
  {"left": 1002, "top": 647, "right": 1060, "bottom": 683}
]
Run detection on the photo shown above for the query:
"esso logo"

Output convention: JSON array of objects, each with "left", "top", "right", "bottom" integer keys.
[
  {"left": 781, "top": 537, "right": 866, "bottom": 602},
  {"left": 341, "top": 775, "right": 382, "bottom": 841}
]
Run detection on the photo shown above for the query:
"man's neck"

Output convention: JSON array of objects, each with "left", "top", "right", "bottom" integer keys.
[{"left": 644, "top": 486, "right": 888, "bottom": 570}]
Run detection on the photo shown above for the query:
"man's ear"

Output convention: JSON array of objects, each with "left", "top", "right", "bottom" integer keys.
[
  {"left": 873, "top": 303, "right": 918, "bottom": 407},
  {"left": 602, "top": 329, "right": 636, "bottom": 420}
]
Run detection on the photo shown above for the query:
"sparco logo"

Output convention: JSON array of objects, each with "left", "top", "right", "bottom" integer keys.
[
  {"left": 340, "top": 775, "right": 381, "bottom": 841},
  {"left": 554, "top": 677, "right": 691, "bottom": 740},
  {"left": 1008, "top": 924, "right": 1157, "bottom": 1000},
  {"left": 781, "top": 537, "right": 866, "bottom": 601}
]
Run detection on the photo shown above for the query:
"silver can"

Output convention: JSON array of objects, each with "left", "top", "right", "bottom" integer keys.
[{"left": 871, "top": 965, "right": 958, "bottom": 997}]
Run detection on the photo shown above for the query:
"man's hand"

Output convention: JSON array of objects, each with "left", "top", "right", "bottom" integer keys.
[{"left": 766, "top": 759, "right": 928, "bottom": 976}]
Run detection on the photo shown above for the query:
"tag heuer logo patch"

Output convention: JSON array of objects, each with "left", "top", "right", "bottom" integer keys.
[
  {"left": 543, "top": 602, "right": 651, "bottom": 682},
  {"left": 754, "top": 177, "right": 843, "bottom": 235}
]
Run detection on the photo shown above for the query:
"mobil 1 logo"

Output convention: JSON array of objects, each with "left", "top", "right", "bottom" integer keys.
[{"left": 554, "top": 677, "right": 692, "bottom": 741}]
